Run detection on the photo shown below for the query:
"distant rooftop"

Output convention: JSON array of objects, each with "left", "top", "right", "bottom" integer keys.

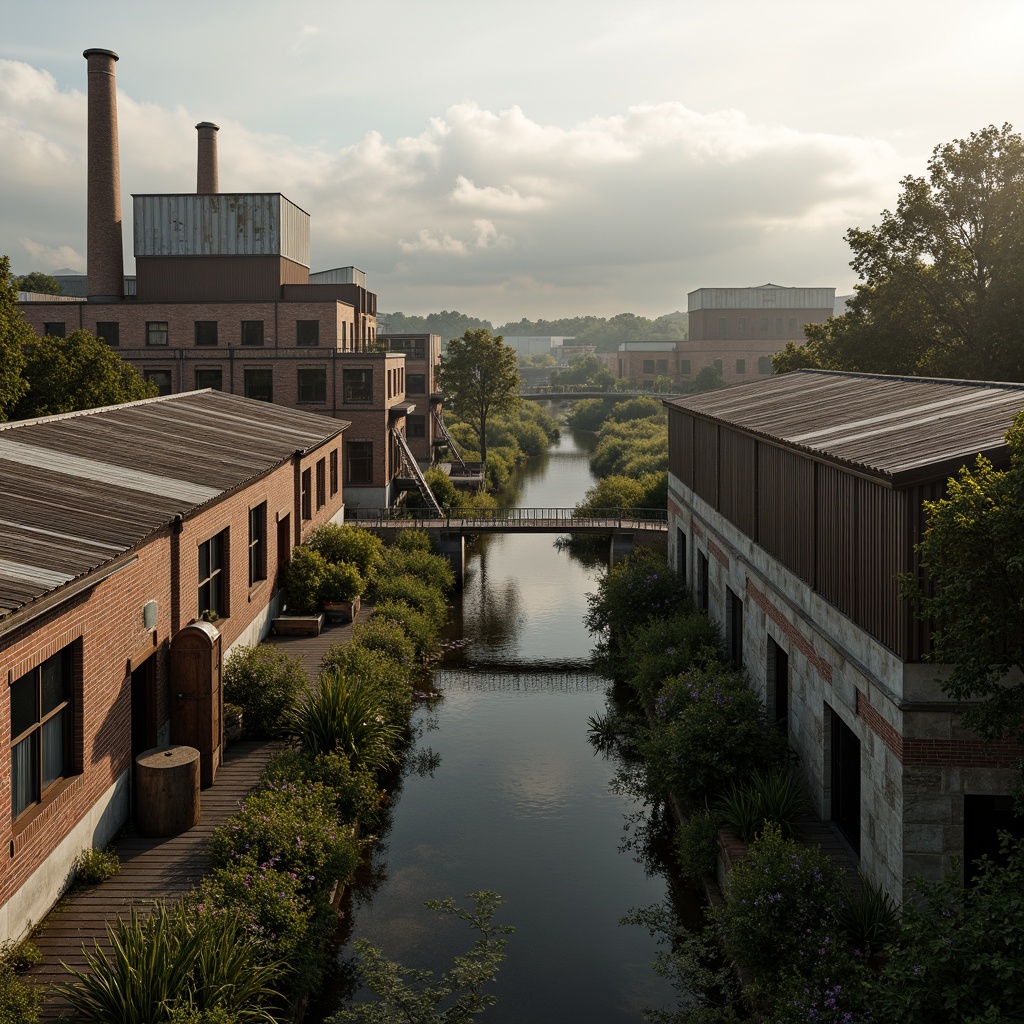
[{"left": 688, "top": 285, "right": 836, "bottom": 312}]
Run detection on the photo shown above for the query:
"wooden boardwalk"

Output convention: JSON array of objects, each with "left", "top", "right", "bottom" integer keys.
[{"left": 27, "top": 739, "right": 280, "bottom": 1017}]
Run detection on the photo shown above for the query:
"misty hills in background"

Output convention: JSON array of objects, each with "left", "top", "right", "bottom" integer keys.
[{"left": 379, "top": 310, "right": 688, "bottom": 352}]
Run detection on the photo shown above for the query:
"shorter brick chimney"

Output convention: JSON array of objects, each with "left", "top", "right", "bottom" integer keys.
[{"left": 196, "top": 122, "right": 220, "bottom": 194}]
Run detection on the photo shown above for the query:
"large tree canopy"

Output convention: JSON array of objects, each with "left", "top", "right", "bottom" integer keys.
[
  {"left": 903, "top": 411, "right": 1024, "bottom": 743},
  {"left": 14, "top": 271, "right": 61, "bottom": 295},
  {"left": 0, "top": 256, "right": 31, "bottom": 421},
  {"left": 11, "top": 328, "right": 158, "bottom": 420},
  {"left": 776, "top": 124, "right": 1024, "bottom": 380},
  {"left": 436, "top": 328, "right": 519, "bottom": 463}
]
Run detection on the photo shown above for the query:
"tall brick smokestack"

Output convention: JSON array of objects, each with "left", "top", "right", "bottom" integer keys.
[
  {"left": 196, "top": 122, "right": 220, "bottom": 194},
  {"left": 83, "top": 48, "right": 124, "bottom": 302}
]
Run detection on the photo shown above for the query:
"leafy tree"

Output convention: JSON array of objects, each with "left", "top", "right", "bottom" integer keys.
[
  {"left": 690, "top": 365, "right": 726, "bottom": 392},
  {"left": 14, "top": 271, "right": 61, "bottom": 295},
  {"left": 550, "top": 354, "right": 615, "bottom": 390},
  {"left": 902, "top": 411, "right": 1024, "bottom": 742},
  {"left": 0, "top": 256, "right": 30, "bottom": 421},
  {"left": 436, "top": 329, "right": 520, "bottom": 463},
  {"left": 12, "top": 328, "right": 158, "bottom": 420},
  {"left": 381, "top": 310, "right": 493, "bottom": 341},
  {"left": 776, "top": 124, "right": 1024, "bottom": 380},
  {"left": 332, "top": 891, "right": 513, "bottom": 1024}
]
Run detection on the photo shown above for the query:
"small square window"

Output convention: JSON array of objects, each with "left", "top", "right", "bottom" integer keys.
[
  {"left": 297, "top": 368, "right": 327, "bottom": 404},
  {"left": 642, "top": 359, "right": 656, "bottom": 375},
  {"left": 96, "top": 321, "right": 119, "bottom": 346},
  {"left": 344, "top": 369, "right": 373, "bottom": 403},
  {"left": 680, "top": 359, "right": 692, "bottom": 375},
  {"left": 736, "top": 359, "right": 746, "bottom": 374},
  {"left": 195, "top": 321, "right": 218, "bottom": 346},
  {"left": 145, "top": 369, "right": 172, "bottom": 395},
  {"left": 758, "top": 356, "right": 773, "bottom": 374},
  {"left": 43, "top": 322, "right": 66, "bottom": 338},
  {"left": 407, "top": 373, "right": 426, "bottom": 395},
  {"left": 407, "top": 415, "right": 426, "bottom": 439},
  {"left": 196, "top": 367, "right": 223, "bottom": 391},
  {"left": 244, "top": 368, "right": 273, "bottom": 402},
  {"left": 241, "top": 321, "right": 264, "bottom": 347},
  {"left": 296, "top": 320, "right": 320, "bottom": 347},
  {"left": 147, "top": 321, "right": 169, "bottom": 346}
]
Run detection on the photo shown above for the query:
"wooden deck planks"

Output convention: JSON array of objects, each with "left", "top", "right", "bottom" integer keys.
[{"left": 26, "top": 738, "right": 281, "bottom": 1019}]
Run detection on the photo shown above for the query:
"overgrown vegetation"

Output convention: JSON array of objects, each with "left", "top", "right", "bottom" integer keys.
[
  {"left": 588, "top": 548, "right": 1024, "bottom": 1023},
  {"left": 74, "top": 846, "right": 121, "bottom": 886},
  {"left": 0, "top": 940, "right": 42, "bottom": 1024}
]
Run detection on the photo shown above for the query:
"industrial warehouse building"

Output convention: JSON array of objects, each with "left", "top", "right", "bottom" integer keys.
[
  {"left": 0, "top": 389, "right": 347, "bottom": 942},
  {"left": 17, "top": 49, "right": 444, "bottom": 511},
  {"left": 666, "top": 370, "right": 1024, "bottom": 899}
]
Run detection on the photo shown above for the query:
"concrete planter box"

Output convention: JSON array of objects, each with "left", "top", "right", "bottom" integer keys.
[
  {"left": 272, "top": 613, "right": 324, "bottom": 636},
  {"left": 322, "top": 595, "right": 360, "bottom": 623}
]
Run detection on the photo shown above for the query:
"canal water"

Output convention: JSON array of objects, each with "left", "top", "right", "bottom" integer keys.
[{"left": 338, "top": 429, "right": 677, "bottom": 1021}]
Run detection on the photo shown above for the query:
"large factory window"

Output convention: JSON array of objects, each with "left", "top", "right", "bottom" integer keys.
[
  {"left": 241, "top": 320, "right": 264, "bottom": 346},
  {"left": 296, "top": 320, "right": 320, "bottom": 347},
  {"left": 194, "top": 321, "right": 218, "bottom": 346},
  {"left": 244, "top": 368, "right": 273, "bottom": 403}
]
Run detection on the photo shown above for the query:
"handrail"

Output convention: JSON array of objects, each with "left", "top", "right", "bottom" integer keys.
[{"left": 349, "top": 506, "right": 668, "bottom": 529}]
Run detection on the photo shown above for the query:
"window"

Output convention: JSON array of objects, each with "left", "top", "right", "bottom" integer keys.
[
  {"left": 407, "top": 415, "right": 426, "bottom": 439},
  {"left": 297, "top": 368, "right": 327, "bottom": 404},
  {"left": 758, "top": 356, "right": 773, "bottom": 374},
  {"left": 407, "top": 373, "right": 426, "bottom": 395},
  {"left": 11, "top": 645, "right": 74, "bottom": 821},
  {"left": 147, "top": 321, "right": 169, "bottom": 346},
  {"left": 788, "top": 317, "right": 798, "bottom": 333},
  {"left": 244, "top": 368, "right": 273, "bottom": 402},
  {"left": 344, "top": 369, "right": 373, "bottom": 403},
  {"left": 315, "top": 458, "right": 327, "bottom": 509},
  {"left": 775, "top": 317, "right": 784, "bottom": 337},
  {"left": 656, "top": 359, "right": 669, "bottom": 374},
  {"left": 716, "top": 317, "right": 726, "bottom": 337},
  {"left": 346, "top": 441, "right": 373, "bottom": 485},
  {"left": 737, "top": 317, "right": 746, "bottom": 335},
  {"left": 198, "top": 529, "right": 227, "bottom": 618},
  {"left": 43, "top": 322, "right": 66, "bottom": 338},
  {"left": 301, "top": 468, "right": 312, "bottom": 520},
  {"left": 736, "top": 359, "right": 746, "bottom": 374},
  {"left": 296, "top": 320, "right": 320, "bottom": 347},
  {"left": 329, "top": 449, "right": 339, "bottom": 496},
  {"left": 642, "top": 359, "right": 656, "bottom": 375},
  {"left": 697, "top": 551, "right": 709, "bottom": 612},
  {"left": 145, "top": 369, "right": 172, "bottom": 395},
  {"left": 241, "top": 320, "right": 264, "bottom": 347},
  {"left": 194, "top": 321, "right": 218, "bottom": 346},
  {"left": 248, "top": 502, "right": 267, "bottom": 587},
  {"left": 96, "top": 321, "right": 119, "bottom": 346},
  {"left": 727, "top": 587, "right": 744, "bottom": 668},
  {"left": 195, "top": 367, "right": 223, "bottom": 391},
  {"left": 676, "top": 528, "right": 687, "bottom": 578},
  {"left": 759, "top": 317, "right": 769, "bottom": 334},
  {"left": 680, "top": 359, "right": 692, "bottom": 375}
]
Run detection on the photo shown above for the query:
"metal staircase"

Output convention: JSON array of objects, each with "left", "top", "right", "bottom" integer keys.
[
  {"left": 432, "top": 409, "right": 467, "bottom": 470},
  {"left": 393, "top": 428, "right": 443, "bottom": 516}
]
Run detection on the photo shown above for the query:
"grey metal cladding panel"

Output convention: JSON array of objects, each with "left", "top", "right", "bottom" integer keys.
[{"left": 134, "top": 194, "right": 309, "bottom": 264}]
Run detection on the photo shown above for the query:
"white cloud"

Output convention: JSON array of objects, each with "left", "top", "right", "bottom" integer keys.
[
  {"left": 0, "top": 56, "right": 903, "bottom": 320},
  {"left": 16, "top": 237, "right": 84, "bottom": 271}
]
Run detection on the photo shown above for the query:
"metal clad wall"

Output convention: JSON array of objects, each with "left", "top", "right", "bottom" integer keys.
[
  {"left": 854, "top": 478, "right": 900, "bottom": 649},
  {"left": 816, "top": 463, "right": 856, "bottom": 614},
  {"left": 757, "top": 445, "right": 814, "bottom": 581},
  {"left": 688, "top": 287, "right": 835, "bottom": 311},
  {"left": 134, "top": 194, "right": 310, "bottom": 267},
  {"left": 135, "top": 256, "right": 306, "bottom": 301},
  {"left": 693, "top": 418, "right": 719, "bottom": 507},
  {"left": 719, "top": 430, "right": 756, "bottom": 537},
  {"left": 668, "top": 408, "right": 694, "bottom": 488}
]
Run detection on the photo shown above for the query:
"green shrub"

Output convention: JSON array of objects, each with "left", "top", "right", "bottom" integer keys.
[
  {"left": 840, "top": 876, "right": 899, "bottom": 956},
  {"left": 223, "top": 644, "right": 306, "bottom": 739},
  {"left": 626, "top": 610, "right": 722, "bottom": 703},
  {"left": 715, "top": 823, "right": 848, "bottom": 992},
  {"left": 59, "top": 903, "right": 283, "bottom": 1024},
  {"left": 284, "top": 546, "right": 328, "bottom": 614},
  {"left": 74, "top": 845, "right": 120, "bottom": 885},
  {"left": 419, "top": 468, "right": 461, "bottom": 513},
  {"left": 351, "top": 617, "right": 417, "bottom": 667},
  {"left": 0, "top": 943, "right": 41, "bottom": 1024},
  {"left": 377, "top": 546, "right": 456, "bottom": 595},
  {"left": 308, "top": 523, "right": 383, "bottom": 578},
  {"left": 374, "top": 599, "right": 440, "bottom": 662},
  {"left": 371, "top": 572, "right": 447, "bottom": 628},
  {"left": 392, "top": 529, "right": 433, "bottom": 553},
  {"left": 294, "top": 671, "right": 404, "bottom": 772},
  {"left": 262, "top": 748, "right": 384, "bottom": 828},
  {"left": 320, "top": 561, "right": 363, "bottom": 603},
  {"left": 675, "top": 809, "right": 723, "bottom": 882},
  {"left": 209, "top": 781, "right": 361, "bottom": 892},
  {"left": 643, "top": 666, "right": 786, "bottom": 809},
  {"left": 565, "top": 397, "right": 617, "bottom": 432},
  {"left": 716, "top": 771, "right": 808, "bottom": 842},
  {"left": 320, "top": 642, "right": 412, "bottom": 725}
]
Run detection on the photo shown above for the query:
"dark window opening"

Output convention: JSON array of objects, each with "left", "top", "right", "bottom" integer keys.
[
  {"left": 145, "top": 369, "right": 172, "bottom": 395},
  {"left": 829, "top": 707, "right": 861, "bottom": 856},
  {"left": 244, "top": 368, "right": 273, "bottom": 402},
  {"left": 248, "top": 502, "right": 267, "bottom": 587},
  {"left": 329, "top": 449, "right": 339, "bottom": 496},
  {"left": 195, "top": 367, "right": 222, "bottom": 391},
  {"left": 194, "top": 320, "right": 218, "bottom": 346},
  {"left": 296, "top": 320, "right": 320, "bottom": 347},
  {"left": 698, "top": 551, "right": 709, "bottom": 612},
  {"left": 43, "top": 322, "right": 66, "bottom": 338},
  {"left": 316, "top": 458, "right": 326, "bottom": 510},
  {"left": 241, "top": 320, "right": 264, "bottom": 346},
  {"left": 198, "top": 529, "right": 228, "bottom": 619},
  {"left": 297, "top": 368, "right": 327, "bottom": 404},
  {"left": 768, "top": 636, "right": 789, "bottom": 736},
  {"left": 301, "top": 468, "right": 312, "bottom": 521},
  {"left": 407, "top": 415, "right": 426, "bottom": 439},
  {"left": 96, "top": 321, "right": 119, "bottom": 346},
  {"left": 727, "top": 586, "right": 744, "bottom": 668},
  {"left": 346, "top": 441, "right": 373, "bottom": 485},
  {"left": 344, "top": 369, "right": 373, "bottom": 403}
]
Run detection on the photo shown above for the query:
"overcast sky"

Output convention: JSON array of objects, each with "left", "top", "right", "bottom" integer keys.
[{"left": 3, "top": 0, "right": 1023, "bottom": 322}]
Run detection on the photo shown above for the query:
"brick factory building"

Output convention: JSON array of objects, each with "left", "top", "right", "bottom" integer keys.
[
  {"left": 666, "top": 370, "right": 1024, "bottom": 899},
  {"left": 18, "top": 48, "right": 444, "bottom": 511},
  {"left": 0, "top": 390, "right": 347, "bottom": 941}
]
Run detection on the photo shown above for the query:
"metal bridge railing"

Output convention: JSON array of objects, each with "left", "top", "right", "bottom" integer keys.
[{"left": 349, "top": 506, "right": 668, "bottom": 529}]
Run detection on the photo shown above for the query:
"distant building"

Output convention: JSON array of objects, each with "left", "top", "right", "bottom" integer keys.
[
  {"left": 500, "top": 335, "right": 575, "bottom": 357},
  {"left": 605, "top": 341, "right": 688, "bottom": 389}
]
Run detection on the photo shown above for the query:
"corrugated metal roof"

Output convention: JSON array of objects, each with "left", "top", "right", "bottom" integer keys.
[
  {"left": 0, "top": 390, "right": 347, "bottom": 622},
  {"left": 666, "top": 370, "right": 1024, "bottom": 484}
]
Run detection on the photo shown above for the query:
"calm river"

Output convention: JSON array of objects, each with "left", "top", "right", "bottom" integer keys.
[{"left": 337, "top": 429, "right": 677, "bottom": 1021}]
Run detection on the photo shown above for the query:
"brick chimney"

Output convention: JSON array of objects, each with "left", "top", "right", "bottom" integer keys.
[
  {"left": 83, "top": 48, "right": 124, "bottom": 302},
  {"left": 196, "top": 122, "right": 220, "bottom": 194}
]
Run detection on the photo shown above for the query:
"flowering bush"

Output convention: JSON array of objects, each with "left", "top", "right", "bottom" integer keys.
[
  {"left": 208, "top": 781, "right": 360, "bottom": 893},
  {"left": 223, "top": 644, "right": 306, "bottom": 739},
  {"left": 716, "top": 824, "right": 848, "bottom": 991},
  {"left": 643, "top": 667, "right": 786, "bottom": 808}
]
